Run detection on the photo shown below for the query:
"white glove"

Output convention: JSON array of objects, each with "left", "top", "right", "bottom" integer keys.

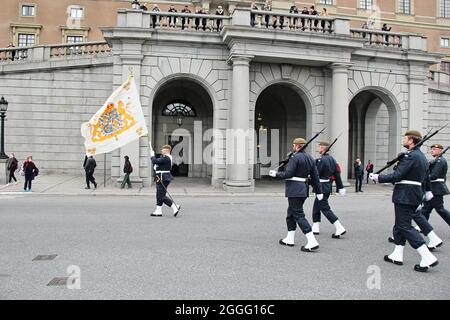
[
  {"left": 369, "top": 173, "right": 379, "bottom": 182},
  {"left": 425, "top": 191, "right": 434, "bottom": 201},
  {"left": 269, "top": 170, "right": 277, "bottom": 178},
  {"left": 316, "top": 194, "right": 324, "bottom": 201},
  {"left": 338, "top": 188, "right": 346, "bottom": 196}
]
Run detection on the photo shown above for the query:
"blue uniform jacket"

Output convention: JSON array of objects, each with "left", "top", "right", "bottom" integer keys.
[
  {"left": 151, "top": 154, "right": 174, "bottom": 182},
  {"left": 428, "top": 156, "right": 450, "bottom": 196},
  {"left": 378, "top": 149, "right": 428, "bottom": 206},
  {"left": 316, "top": 153, "right": 344, "bottom": 195},
  {"left": 275, "top": 150, "right": 322, "bottom": 198}
]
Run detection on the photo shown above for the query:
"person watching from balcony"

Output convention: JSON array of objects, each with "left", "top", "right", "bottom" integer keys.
[
  {"left": 250, "top": 1, "right": 259, "bottom": 27},
  {"left": 320, "top": 8, "right": 329, "bottom": 33},
  {"left": 151, "top": 4, "right": 160, "bottom": 27},
  {"left": 7, "top": 43, "right": 16, "bottom": 61},
  {"left": 300, "top": 6, "right": 309, "bottom": 31},
  {"left": 168, "top": 4, "right": 177, "bottom": 27},
  {"left": 181, "top": 5, "right": 191, "bottom": 30},
  {"left": 263, "top": 0, "right": 272, "bottom": 28},
  {"left": 140, "top": 2, "right": 148, "bottom": 11},
  {"left": 382, "top": 23, "right": 392, "bottom": 44},
  {"left": 289, "top": 2, "right": 299, "bottom": 29},
  {"left": 309, "top": 5, "right": 319, "bottom": 31},
  {"left": 215, "top": 6, "right": 224, "bottom": 32},
  {"left": 131, "top": 0, "right": 140, "bottom": 10}
]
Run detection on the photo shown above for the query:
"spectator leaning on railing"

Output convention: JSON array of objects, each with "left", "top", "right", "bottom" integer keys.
[
  {"left": 215, "top": 6, "right": 224, "bottom": 31},
  {"left": 181, "top": 5, "right": 191, "bottom": 30},
  {"left": 168, "top": 4, "right": 177, "bottom": 27},
  {"left": 289, "top": 3, "right": 299, "bottom": 28}
]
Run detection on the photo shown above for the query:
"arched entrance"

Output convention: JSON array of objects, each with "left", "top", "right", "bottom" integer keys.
[
  {"left": 152, "top": 78, "right": 214, "bottom": 178},
  {"left": 348, "top": 88, "right": 400, "bottom": 179},
  {"left": 254, "top": 83, "right": 309, "bottom": 177}
]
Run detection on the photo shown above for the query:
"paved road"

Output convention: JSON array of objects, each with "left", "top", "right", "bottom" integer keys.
[{"left": 0, "top": 193, "right": 449, "bottom": 300}]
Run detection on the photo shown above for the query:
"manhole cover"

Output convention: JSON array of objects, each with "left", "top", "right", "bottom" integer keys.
[
  {"left": 32, "top": 255, "right": 57, "bottom": 261},
  {"left": 47, "top": 277, "right": 68, "bottom": 286}
]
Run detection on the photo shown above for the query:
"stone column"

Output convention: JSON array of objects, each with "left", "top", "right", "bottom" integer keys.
[
  {"left": 223, "top": 54, "right": 254, "bottom": 192},
  {"left": 408, "top": 74, "right": 427, "bottom": 132},
  {"left": 329, "top": 63, "right": 351, "bottom": 184}
]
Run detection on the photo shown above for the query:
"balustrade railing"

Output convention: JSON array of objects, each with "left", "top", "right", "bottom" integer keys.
[
  {"left": 0, "top": 47, "right": 29, "bottom": 61},
  {"left": 147, "top": 11, "right": 231, "bottom": 32},
  {"left": 250, "top": 10, "right": 334, "bottom": 33},
  {"left": 351, "top": 28, "right": 403, "bottom": 48}
]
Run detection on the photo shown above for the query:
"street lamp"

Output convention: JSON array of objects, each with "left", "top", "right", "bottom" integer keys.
[{"left": 0, "top": 96, "right": 8, "bottom": 159}]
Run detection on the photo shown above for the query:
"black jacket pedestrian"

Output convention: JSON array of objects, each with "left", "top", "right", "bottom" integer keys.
[
  {"left": 23, "top": 160, "right": 38, "bottom": 179},
  {"left": 124, "top": 159, "right": 133, "bottom": 174},
  {"left": 7, "top": 157, "right": 18, "bottom": 171},
  {"left": 354, "top": 163, "right": 364, "bottom": 177},
  {"left": 84, "top": 157, "right": 96, "bottom": 172}
]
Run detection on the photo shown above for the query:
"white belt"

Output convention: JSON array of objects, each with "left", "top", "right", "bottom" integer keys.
[
  {"left": 287, "top": 177, "right": 307, "bottom": 182},
  {"left": 395, "top": 180, "right": 422, "bottom": 186},
  {"left": 320, "top": 179, "right": 330, "bottom": 183},
  {"left": 431, "top": 179, "right": 445, "bottom": 183},
  {"left": 155, "top": 171, "right": 170, "bottom": 174}
]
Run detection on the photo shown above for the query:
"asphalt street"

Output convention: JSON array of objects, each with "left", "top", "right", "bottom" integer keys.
[{"left": 1, "top": 193, "right": 449, "bottom": 300}]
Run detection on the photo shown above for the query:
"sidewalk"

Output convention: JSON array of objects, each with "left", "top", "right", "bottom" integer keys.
[{"left": 0, "top": 174, "right": 394, "bottom": 197}]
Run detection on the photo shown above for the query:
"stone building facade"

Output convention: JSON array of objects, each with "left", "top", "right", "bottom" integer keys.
[{"left": 1, "top": 7, "right": 450, "bottom": 191}]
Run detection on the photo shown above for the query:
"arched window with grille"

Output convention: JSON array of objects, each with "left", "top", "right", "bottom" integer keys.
[{"left": 161, "top": 101, "right": 197, "bottom": 117}]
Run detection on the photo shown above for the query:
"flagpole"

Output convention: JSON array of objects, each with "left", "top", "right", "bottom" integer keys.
[{"left": 104, "top": 152, "right": 106, "bottom": 188}]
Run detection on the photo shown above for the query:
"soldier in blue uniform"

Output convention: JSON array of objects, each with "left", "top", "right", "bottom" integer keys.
[
  {"left": 311, "top": 141, "right": 347, "bottom": 238},
  {"left": 420, "top": 143, "right": 450, "bottom": 228},
  {"left": 269, "top": 138, "right": 323, "bottom": 252},
  {"left": 388, "top": 169, "right": 444, "bottom": 251},
  {"left": 149, "top": 144, "right": 180, "bottom": 217},
  {"left": 370, "top": 130, "right": 438, "bottom": 272}
]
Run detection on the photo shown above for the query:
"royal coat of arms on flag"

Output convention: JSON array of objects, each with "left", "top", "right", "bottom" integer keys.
[{"left": 81, "top": 75, "right": 148, "bottom": 156}]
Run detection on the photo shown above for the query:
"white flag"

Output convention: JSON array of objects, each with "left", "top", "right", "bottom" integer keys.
[{"left": 81, "top": 76, "right": 148, "bottom": 156}]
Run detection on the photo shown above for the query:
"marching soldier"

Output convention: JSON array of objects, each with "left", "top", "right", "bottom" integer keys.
[
  {"left": 311, "top": 141, "right": 347, "bottom": 238},
  {"left": 149, "top": 143, "right": 180, "bottom": 217},
  {"left": 370, "top": 130, "right": 438, "bottom": 272},
  {"left": 420, "top": 144, "right": 450, "bottom": 228},
  {"left": 269, "top": 138, "right": 323, "bottom": 252},
  {"left": 388, "top": 171, "right": 443, "bottom": 251}
]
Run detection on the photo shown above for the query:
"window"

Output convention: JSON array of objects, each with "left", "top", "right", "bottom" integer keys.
[
  {"left": 67, "top": 35, "right": 84, "bottom": 44},
  {"left": 441, "top": 0, "right": 450, "bottom": 18},
  {"left": 162, "top": 102, "right": 196, "bottom": 117},
  {"left": 359, "top": 0, "right": 373, "bottom": 10},
  {"left": 319, "top": 0, "right": 333, "bottom": 4},
  {"left": 441, "top": 61, "right": 450, "bottom": 74},
  {"left": 21, "top": 5, "right": 35, "bottom": 16},
  {"left": 70, "top": 7, "right": 84, "bottom": 19},
  {"left": 398, "top": 0, "right": 411, "bottom": 14},
  {"left": 18, "top": 33, "right": 35, "bottom": 47}
]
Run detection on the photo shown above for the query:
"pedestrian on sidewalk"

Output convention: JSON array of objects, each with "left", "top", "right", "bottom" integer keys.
[
  {"left": 121, "top": 155, "right": 133, "bottom": 189},
  {"left": 354, "top": 158, "right": 364, "bottom": 192},
  {"left": 22, "top": 155, "right": 38, "bottom": 192},
  {"left": 6, "top": 152, "right": 18, "bottom": 185},
  {"left": 84, "top": 155, "right": 97, "bottom": 189},
  {"left": 366, "top": 160, "right": 375, "bottom": 184}
]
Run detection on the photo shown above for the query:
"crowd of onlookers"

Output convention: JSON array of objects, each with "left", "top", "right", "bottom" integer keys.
[{"left": 130, "top": 1, "right": 392, "bottom": 36}]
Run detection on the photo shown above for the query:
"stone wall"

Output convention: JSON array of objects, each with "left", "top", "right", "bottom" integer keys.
[{"left": 0, "top": 64, "right": 114, "bottom": 175}]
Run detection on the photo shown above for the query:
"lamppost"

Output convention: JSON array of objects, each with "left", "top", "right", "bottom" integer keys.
[{"left": 0, "top": 96, "right": 8, "bottom": 159}]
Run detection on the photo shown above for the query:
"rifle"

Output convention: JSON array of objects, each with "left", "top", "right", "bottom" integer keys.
[
  {"left": 324, "top": 132, "right": 343, "bottom": 154},
  {"left": 275, "top": 127, "right": 326, "bottom": 171},
  {"left": 441, "top": 145, "right": 450, "bottom": 156},
  {"left": 376, "top": 123, "right": 449, "bottom": 174}
]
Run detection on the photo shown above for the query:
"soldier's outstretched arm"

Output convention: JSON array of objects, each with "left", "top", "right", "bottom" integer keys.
[
  {"left": 151, "top": 156, "right": 170, "bottom": 165},
  {"left": 378, "top": 154, "right": 415, "bottom": 184},
  {"left": 309, "top": 163, "right": 322, "bottom": 195}
]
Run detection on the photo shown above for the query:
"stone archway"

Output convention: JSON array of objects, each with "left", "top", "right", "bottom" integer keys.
[
  {"left": 151, "top": 77, "right": 214, "bottom": 179},
  {"left": 348, "top": 87, "right": 401, "bottom": 179},
  {"left": 253, "top": 82, "right": 312, "bottom": 177}
]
